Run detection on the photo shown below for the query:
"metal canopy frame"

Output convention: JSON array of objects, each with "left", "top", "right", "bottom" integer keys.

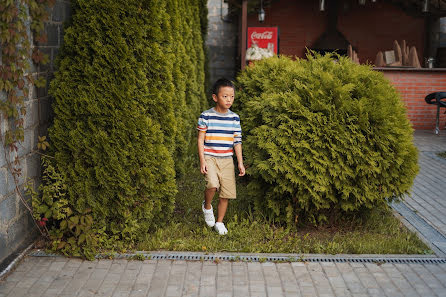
[{"left": 226, "top": 0, "right": 446, "bottom": 17}]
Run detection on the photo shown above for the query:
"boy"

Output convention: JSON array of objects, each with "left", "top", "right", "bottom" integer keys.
[{"left": 197, "top": 78, "right": 245, "bottom": 235}]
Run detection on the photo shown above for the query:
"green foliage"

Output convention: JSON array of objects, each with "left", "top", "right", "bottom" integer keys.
[
  {"left": 166, "top": 0, "right": 208, "bottom": 177},
  {"left": 1, "top": 0, "right": 55, "bottom": 243},
  {"left": 438, "top": 151, "right": 446, "bottom": 159},
  {"left": 41, "top": 0, "right": 206, "bottom": 259},
  {"left": 0, "top": 0, "right": 53, "bottom": 146},
  {"left": 136, "top": 168, "right": 429, "bottom": 255},
  {"left": 27, "top": 155, "right": 101, "bottom": 260},
  {"left": 234, "top": 54, "right": 419, "bottom": 224}
]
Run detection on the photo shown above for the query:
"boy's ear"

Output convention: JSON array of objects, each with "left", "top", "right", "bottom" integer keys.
[{"left": 212, "top": 94, "right": 218, "bottom": 102}]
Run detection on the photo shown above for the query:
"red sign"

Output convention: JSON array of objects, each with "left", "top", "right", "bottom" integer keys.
[{"left": 247, "top": 27, "right": 279, "bottom": 54}]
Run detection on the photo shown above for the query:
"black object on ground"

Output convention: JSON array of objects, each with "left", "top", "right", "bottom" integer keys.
[{"left": 425, "top": 92, "right": 446, "bottom": 135}]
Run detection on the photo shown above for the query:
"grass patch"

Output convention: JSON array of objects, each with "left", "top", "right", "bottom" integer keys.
[
  {"left": 136, "top": 167, "right": 431, "bottom": 255},
  {"left": 437, "top": 151, "right": 446, "bottom": 159}
]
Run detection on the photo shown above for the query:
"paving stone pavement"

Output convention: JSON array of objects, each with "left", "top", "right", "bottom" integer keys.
[
  {"left": 407, "top": 130, "right": 446, "bottom": 237},
  {"left": 1, "top": 256, "right": 446, "bottom": 297},
  {"left": 2, "top": 130, "right": 446, "bottom": 297},
  {"left": 392, "top": 130, "right": 446, "bottom": 255}
]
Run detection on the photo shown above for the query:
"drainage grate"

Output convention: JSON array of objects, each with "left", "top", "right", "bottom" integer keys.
[{"left": 29, "top": 250, "right": 446, "bottom": 264}]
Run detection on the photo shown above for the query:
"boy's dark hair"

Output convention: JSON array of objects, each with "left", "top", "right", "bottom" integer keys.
[{"left": 212, "top": 78, "right": 235, "bottom": 95}]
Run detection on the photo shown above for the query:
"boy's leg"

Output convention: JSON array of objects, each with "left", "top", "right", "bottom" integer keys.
[
  {"left": 217, "top": 198, "right": 229, "bottom": 222},
  {"left": 216, "top": 158, "right": 236, "bottom": 223},
  {"left": 204, "top": 188, "right": 217, "bottom": 210}
]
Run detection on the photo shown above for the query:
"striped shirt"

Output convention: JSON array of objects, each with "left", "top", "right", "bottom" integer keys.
[{"left": 197, "top": 108, "right": 242, "bottom": 157}]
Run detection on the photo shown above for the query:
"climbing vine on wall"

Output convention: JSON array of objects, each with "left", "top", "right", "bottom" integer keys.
[{"left": 0, "top": 0, "right": 55, "bottom": 232}]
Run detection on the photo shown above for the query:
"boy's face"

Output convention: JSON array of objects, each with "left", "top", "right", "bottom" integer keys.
[{"left": 212, "top": 86, "right": 235, "bottom": 111}]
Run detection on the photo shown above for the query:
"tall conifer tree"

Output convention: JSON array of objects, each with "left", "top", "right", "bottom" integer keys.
[{"left": 49, "top": 0, "right": 177, "bottom": 237}]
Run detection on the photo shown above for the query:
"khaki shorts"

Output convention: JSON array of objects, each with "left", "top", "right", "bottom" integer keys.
[{"left": 204, "top": 156, "right": 236, "bottom": 199}]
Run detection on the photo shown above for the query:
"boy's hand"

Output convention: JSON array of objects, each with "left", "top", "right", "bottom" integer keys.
[
  {"left": 238, "top": 162, "right": 245, "bottom": 176},
  {"left": 200, "top": 162, "right": 208, "bottom": 174}
]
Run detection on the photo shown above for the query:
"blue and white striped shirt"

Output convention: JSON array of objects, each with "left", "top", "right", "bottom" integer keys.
[{"left": 197, "top": 108, "right": 242, "bottom": 157}]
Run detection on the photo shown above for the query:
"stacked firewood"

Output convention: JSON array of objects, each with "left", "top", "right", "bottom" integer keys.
[
  {"left": 375, "top": 40, "right": 421, "bottom": 68},
  {"left": 348, "top": 45, "right": 360, "bottom": 64}
]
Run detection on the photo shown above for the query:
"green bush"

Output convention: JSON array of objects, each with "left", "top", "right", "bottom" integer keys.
[
  {"left": 48, "top": 0, "right": 178, "bottom": 243},
  {"left": 235, "top": 54, "right": 418, "bottom": 224},
  {"left": 167, "top": 0, "right": 208, "bottom": 176},
  {"left": 32, "top": 0, "right": 207, "bottom": 258}
]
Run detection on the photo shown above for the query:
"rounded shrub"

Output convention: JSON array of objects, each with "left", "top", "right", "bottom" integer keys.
[
  {"left": 235, "top": 54, "right": 418, "bottom": 224},
  {"left": 49, "top": 0, "right": 177, "bottom": 240}
]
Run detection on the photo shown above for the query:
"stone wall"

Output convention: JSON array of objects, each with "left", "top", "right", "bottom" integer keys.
[
  {"left": 206, "top": 0, "right": 238, "bottom": 89},
  {"left": 0, "top": 0, "right": 72, "bottom": 267}
]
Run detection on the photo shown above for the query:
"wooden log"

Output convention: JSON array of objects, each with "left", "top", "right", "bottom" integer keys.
[
  {"left": 409, "top": 46, "right": 421, "bottom": 68},
  {"left": 390, "top": 40, "right": 402, "bottom": 66},
  {"left": 375, "top": 51, "right": 386, "bottom": 67},
  {"left": 402, "top": 40, "right": 409, "bottom": 66},
  {"left": 348, "top": 44, "right": 353, "bottom": 59},
  {"left": 353, "top": 51, "right": 360, "bottom": 64}
]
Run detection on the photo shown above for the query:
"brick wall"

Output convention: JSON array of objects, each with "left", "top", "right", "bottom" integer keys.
[
  {"left": 247, "top": 0, "right": 425, "bottom": 64},
  {"left": 380, "top": 69, "right": 446, "bottom": 130},
  {"left": 0, "top": 0, "right": 72, "bottom": 267}
]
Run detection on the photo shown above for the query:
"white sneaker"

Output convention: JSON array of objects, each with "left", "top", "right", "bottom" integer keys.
[
  {"left": 214, "top": 222, "right": 228, "bottom": 235},
  {"left": 202, "top": 201, "right": 215, "bottom": 227}
]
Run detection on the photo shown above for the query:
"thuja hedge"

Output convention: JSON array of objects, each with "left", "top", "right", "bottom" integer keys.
[
  {"left": 235, "top": 54, "right": 418, "bottom": 224},
  {"left": 42, "top": 0, "right": 207, "bottom": 256}
]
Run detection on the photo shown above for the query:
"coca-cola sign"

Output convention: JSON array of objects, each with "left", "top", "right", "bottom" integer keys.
[
  {"left": 247, "top": 27, "right": 279, "bottom": 54},
  {"left": 250, "top": 31, "right": 273, "bottom": 40}
]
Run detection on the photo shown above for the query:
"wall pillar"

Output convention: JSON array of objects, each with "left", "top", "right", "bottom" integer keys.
[{"left": 205, "top": 0, "right": 238, "bottom": 89}]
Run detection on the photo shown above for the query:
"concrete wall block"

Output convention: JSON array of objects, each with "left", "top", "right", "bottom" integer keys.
[
  {"left": 207, "top": 0, "right": 238, "bottom": 84},
  {"left": 17, "top": 185, "right": 32, "bottom": 216},
  {"left": 39, "top": 123, "right": 49, "bottom": 139},
  {"left": 24, "top": 81, "right": 34, "bottom": 102},
  {"left": 17, "top": 129, "right": 32, "bottom": 158},
  {"left": 215, "top": 68, "right": 234, "bottom": 78},
  {"left": 209, "top": 15, "right": 224, "bottom": 24},
  {"left": 52, "top": 48, "right": 60, "bottom": 70},
  {"left": 207, "top": 6, "right": 218, "bottom": 17},
  {"left": 26, "top": 153, "right": 41, "bottom": 180},
  {"left": 2, "top": 167, "right": 12, "bottom": 196},
  {"left": 0, "top": 112, "right": 8, "bottom": 137},
  {"left": 7, "top": 213, "right": 31, "bottom": 249},
  {"left": 31, "top": 126, "right": 40, "bottom": 152},
  {"left": 0, "top": 232, "right": 7, "bottom": 263},
  {"left": 64, "top": 1, "right": 72, "bottom": 21},
  {"left": 29, "top": 55, "right": 38, "bottom": 74},
  {"left": 52, "top": 1, "right": 65, "bottom": 22},
  {"left": 60, "top": 25, "right": 66, "bottom": 47},
  {"left": 45, "top": 23, "right": 59, "bottom": 47},
  {"left": 0, "top": 147, "right": 6, "bottom": 169},
  {"left": 6, "top": 158, "right": 25, "bottom": 194},
  {"left": 32, "top": 77, "right": 48, "bottom": 99},
  {"left": 0, "top": 194, "right": 16, "bottom": 223},
  {"left": 25, "top": 100, "right": 39, "bottom": 130},
  {"left": 38, "top": 48, "right": 53, "bottom": 73},
  {"left": 46, "top": 73, "right": 55, "bottom": 92},
  {"left": 39, "top": 97, "right": 52, "bottom": 126}
]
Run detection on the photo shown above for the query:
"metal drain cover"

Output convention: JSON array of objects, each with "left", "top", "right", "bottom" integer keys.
[{"left": 29, "top": 250, "right": 446, "bottom": 265}]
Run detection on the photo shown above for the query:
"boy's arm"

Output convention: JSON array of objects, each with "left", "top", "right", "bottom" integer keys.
[
  {"left": 234, "top": 143, "right": 245, "bottom": 176},
  {"left": 198, "top": 131, "right": 207, "bottom": 174}
]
